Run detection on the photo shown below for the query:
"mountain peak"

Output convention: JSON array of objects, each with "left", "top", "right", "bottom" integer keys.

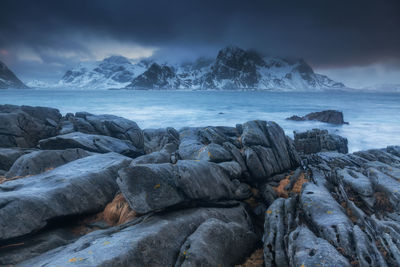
[
  {"left": 102, "top": 55, "right": 132, "bottom": 65},
  {"left": 60, "top": 46, "right": 345, "bottom": 90},
  {"left": 0, "top": 60, "right": 29, "bottom": 89}
]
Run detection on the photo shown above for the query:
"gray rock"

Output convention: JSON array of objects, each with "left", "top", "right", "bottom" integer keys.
[
  {"left": 300, "top": 183, "right": 354, "bottom": 256},
  {"left": 131, "top": 143, "right": 177, "bottom": 164},
  {"left": 117, "top": 160, "right": 242, "bottom": 214},
  {"left": 242, "top": 120, "right": 300, "bottom": 183},
  {"left": 178, "top": 127, "right": 237, "bottom": 163},
  {"left": 0, "top": 153, "right": 131, "bottom": 240},
  {"left": 175, "top": 218, "right": 257, "bottom": 267},
  {"left": 17, "top": 206, "right": 253, "bottom": 267},
  {"left": 6, "top": 148, "right": 93, "bottom": 178},
  {"left": 0, "top": 229, "right": 75, "bottom": 266},
  {"left": 0, "top": 148, "right": 35, "bottom": 172},
  {"left": 39, "top": 132, "right": 144, "bottom": 158},
  {"left": 68, "top": 113, "right": 144, "bottom": 149},
  {"left": 0, "top": 105, "right": 61, "bottom": 148},
  {"left": 294, "top": 129, "right": 348, "bottom": 154},
  {"left": 263, "top": 198, "right": 297, "bottom": 267},
  {"left": 288, "top": 226, "right": 350, "bottom": 267},
  {"left": 143, "top": 127, "right": 179, "bottom": 153},
  {"left": 287, "top": 110, "right": 348, "bottom": 124}
]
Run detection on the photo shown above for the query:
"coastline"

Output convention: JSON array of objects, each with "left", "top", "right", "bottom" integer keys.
[{"left": 0, "top": 104, "right": 400, "bottom": 266}]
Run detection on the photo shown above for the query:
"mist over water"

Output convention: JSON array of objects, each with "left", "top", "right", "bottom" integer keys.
[{"left": 1, "top": 89, "right": 399, "bottom": 153}]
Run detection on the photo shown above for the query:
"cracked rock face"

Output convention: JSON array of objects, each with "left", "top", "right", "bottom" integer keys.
[
  {"left": 263, "top": 146, "right": 400, "bottom": 267},
  {"left": 0, "top": 153, "right": 131, "bottom": 240},
  {"left": 0, "top": 105, "right": 61, "bottom": 148},
  {"left": 39, "top": 132, "right": 144, "bottom": 158},
  {"left": 16, "top": 206, "right": 256, "bottom": 267},
  {"left": 1, "top": 105, "right": 399, "bottom": 267},
  {"left": 294, "top": 128, "right": 348, "bottom": 154}
]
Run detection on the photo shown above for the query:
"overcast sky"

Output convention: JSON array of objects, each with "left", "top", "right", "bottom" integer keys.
[{"left": 0, "top": 0, "right": 399, "bottom": 87}]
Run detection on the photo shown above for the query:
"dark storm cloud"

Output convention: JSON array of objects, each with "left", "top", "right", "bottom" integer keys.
[{"left": 0, "top": 0, "right": 399, "bottom": 81}]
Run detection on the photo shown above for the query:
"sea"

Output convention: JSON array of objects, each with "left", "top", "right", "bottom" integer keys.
[{"left": 1, "top": 89, "right": 399, "bottom": 153}]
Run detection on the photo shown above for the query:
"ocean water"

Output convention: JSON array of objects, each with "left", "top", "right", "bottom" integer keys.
[{"left": 1, "top": 89, "right": 399, "bottom": 153}]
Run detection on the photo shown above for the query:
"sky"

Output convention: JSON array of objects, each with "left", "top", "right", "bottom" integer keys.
[{"left": 0, "top": 0, "right": 399, "bottom": 88}]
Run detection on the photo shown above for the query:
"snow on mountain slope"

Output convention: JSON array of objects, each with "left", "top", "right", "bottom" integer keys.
[
  {"left": 59, "top": 56, "right": 151, "bottom": 89},
  {"left": 126, "top": 46, "right": 345, "bottom": 90},
  {"left": 60, "top": 47, "right": 345, "bottom": 90}
]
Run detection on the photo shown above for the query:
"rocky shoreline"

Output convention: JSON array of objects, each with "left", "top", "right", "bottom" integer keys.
[{"left": 0, "top": 104, "right": 399, "bottom": 266}]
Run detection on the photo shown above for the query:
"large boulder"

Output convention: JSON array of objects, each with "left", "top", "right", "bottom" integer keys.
[
  {"left": 65, "top": 112, "right": 144, "bottom": 150},
  {"left": 17, "top": 205, "right": 255, "bottom": 267},
  {"left": 242, "top": 120, "right": 301, "bottom": 183},
  {"left": 178, "top": 127, "right": 237, "bottom": 163},
  {"left": 294, "top": 129, "right": 348, "bottom": 154},
  {"left": 131, "top": 143, "right": 178, "bottom": 164},
  {"left": 39, "top": 132, "right": 144, "bottom": 158},
  {"left": 0, "top": 153, "right": 131, "bottom": 241},
  {"left": 287, "top": 110, "right": 348, "bottom": 124},
  {"left": 143, "top": 127, "right": 179, "bottom": 154},
  {"left": 117, "top": 160, "right": 246, "bottom": 214},
  {"left": 175, "top": 218, "right": 257, "bottom": 267},
  {"left": 177, "top": 121, "right": 300, "bottom": 184},
  {"left": 6, "top": 148, "right": 93, "bottom": 178},
  {"left": 0, "top": 148, "right": 36, "bottom": 172},
  {"left": 0, "top": 105, "right": 61, "bottom": 148}
]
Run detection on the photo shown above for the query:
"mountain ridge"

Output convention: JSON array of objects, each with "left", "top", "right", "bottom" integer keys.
[
  {"left": 59, "top": 46, "right": 346, "bottom": 91},
  {"left": 0, "top": 60, "right": 29, "bottom": 89}
]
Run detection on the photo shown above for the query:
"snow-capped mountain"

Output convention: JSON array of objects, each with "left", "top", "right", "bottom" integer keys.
[
  {"left": 126, "top": 46, "right": 345, "bottom": 90},
  {"left": 0, "top": 60, "right": 29, "bottom": 89},
  {"left": 59, "top": 56, "right": 152, "bottom": 89},
  {"left": 60, "top": 46, "right": 345, "bottom": 90}
]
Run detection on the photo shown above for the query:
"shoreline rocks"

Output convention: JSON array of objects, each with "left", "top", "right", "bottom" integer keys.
[
  {"left": 294, "top": 129, "right": 348, "bottom": 154},
  {"left": 287, "top": 109, "right": 348, "bottom": 124},
  {"left": 0, "top": 104, "right": 399, "bottom": 266}
]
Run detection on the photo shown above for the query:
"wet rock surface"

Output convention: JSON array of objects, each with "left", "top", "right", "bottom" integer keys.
[
  {"left": 0, "top": 104, "right": 399, "bottom": 267},
  {"left": 16, "top": 206, "right": 255, "bottom": 267},
  {"left": 294, "top": 128, "right": 348, "bottom": 154},
  {"left": 0, "top": 153, "right": 131, "bottom": 241},
  {"left": 0, "top": 105, "right": 61, "bottom": 148},
  {"left": 0, "top": 148, "right": 36, "bottom": 173},
  {"left": 263, "top": 146, "right": 400, "bottom": 267},
  {"left": 39, "top": 132, "right": 144, "bottom": 158},
  {"left": 287, "top": 109, "right": 348, "bottom": 124},
  {"left": 6, "top": 148, "right": 93, "bottom": 178}
]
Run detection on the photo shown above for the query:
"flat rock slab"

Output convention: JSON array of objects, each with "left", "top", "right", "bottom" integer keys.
[
  {"left": 117, "top": 160, "right": 242, "bottom": 214},
  {"left": 6, "top": 148, "right": 93, "bottom": 178},
  {"left": 39, "top": 132, "right": 144, "bottom": 158},
  {"left": 0, "top": 153, "right": 131, "bottom": 241},
  {"left": 17, "top": 206, "right": 254, "bottom": 267},
  {"left": 68, "top": 113, "right": 144, "bottom": 149},
  {"left": 0, "top": 105, "right": 61, "bottom": 148}
]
